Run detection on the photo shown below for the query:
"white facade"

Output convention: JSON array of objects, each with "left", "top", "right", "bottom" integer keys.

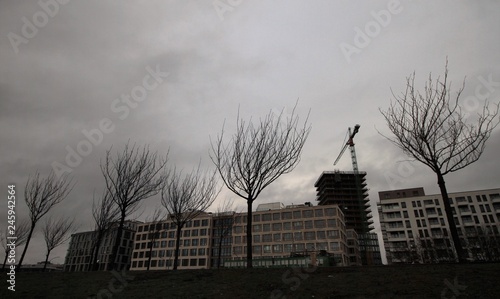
[{"left": 378, "top": 188, "right": 500, "bottom": 264}]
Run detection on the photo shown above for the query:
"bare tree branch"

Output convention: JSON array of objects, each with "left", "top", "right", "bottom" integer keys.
[
  {"left": 210, "top": 102, "right": 311, "bottom": 268},
  {"left": 145, "top": 206, "right": 166, "bottom": 271},
  {"left": 161, "top": 165, "right": 220, "bottom": 270},
  {"left": 379, "top": 61, "right": 500, "bottom": 262},
  {"left": 1, "top": 219, "right": 30, "bottom": 270},
  {"left": 41, "top": 216, "right": 75, "bottom": 271},
  {"left": 213, "top": 197, "right": 235, "bottom": 269},
  {"left": 101, "top": 142, "right": 168, "bottom": 270},
  {"left": 88, "top": 190, "right": 119, "bottom": 271},
  {"left": 17, "top": 171, "right": 74, "bottom": 269}
]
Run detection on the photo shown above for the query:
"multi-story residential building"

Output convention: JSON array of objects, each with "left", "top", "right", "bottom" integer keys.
[
  {"left": 315, "top": 170, "right": 382, "bottom": 265},
  {"left": 379, "top": 187, "right": 500, "bottom": 264},
  {"left": 346, "top": 229, "right": 362, "bottom": 266},
  {"left": 64, "top": 221, "right": 139, "bottom": 271},
  {"left": 130, "top": 212, "right": 212, "bottom": 270},
  {"left": 128, "top": 202, "right": 356, "bottom": 270},
  {"left": 229, "top": 202, "right": 353, "bottom": 266}
]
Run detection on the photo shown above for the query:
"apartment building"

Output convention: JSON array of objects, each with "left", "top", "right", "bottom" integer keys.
[
  {"left": 378, "top": 187, "right": 500, "bottom": 264},
  {"left": 315, "top": 170, "right": 382, "bottom": 265},
  {"left": 230, "top": 202, "right": 353, "bottom": 266},
  {"left": 130, "top": 212, "right": 212, "bottom": 270},
  {"left": 64, "top": 221, "right": 139, "bottom": 271}
]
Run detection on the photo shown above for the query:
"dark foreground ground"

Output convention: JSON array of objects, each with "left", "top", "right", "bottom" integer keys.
[{"left": 1, "top": 263, "right": 500, "bottom": 298}]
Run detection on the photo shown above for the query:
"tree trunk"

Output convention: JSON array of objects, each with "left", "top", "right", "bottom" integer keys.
[
  {"left": 2, "top": 251, "right": 8, "bottom": 270},
  {"left": 147, "top": 232, "right": 155, "bottom": 271},
  {"left": 42, "top": 250, "right": 51, "bottom": 272},
  {"left": 92, "top": 233, "right": 104, "bottom": 271},
  {"left": 217, "top": 226, "right": 223, "bottom": 269},
  {"left": 246, "top": 199, "right": 253, "bottom": 268},
  {"left": 173, "top": 225, "right": 182, "bottom": 270},
  {"left": 17, "top": 223, "right": 35, "bottom": 270},
  {"left": 109, "top": 211, "right": 125, "bottom": 270},
  {"left": 436, "top": 172, "right": 466, "bottom": 262}
]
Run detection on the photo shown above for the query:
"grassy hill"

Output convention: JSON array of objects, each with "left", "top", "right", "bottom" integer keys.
[{"left": 2, "top": 263, "right": 500, "bottom": 298}]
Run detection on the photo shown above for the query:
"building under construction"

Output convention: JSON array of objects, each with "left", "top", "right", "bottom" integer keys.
[{"left": 315, "top": 170, "right": 382, "bottom": 265}]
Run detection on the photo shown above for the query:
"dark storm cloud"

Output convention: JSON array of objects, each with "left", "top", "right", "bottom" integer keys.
[{"left": 1, "top": 1, "right": 499, "bottom": 264}]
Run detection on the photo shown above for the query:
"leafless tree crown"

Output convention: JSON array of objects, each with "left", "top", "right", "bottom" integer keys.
[
  {"left": 211, "top": 103, "right": 311, "bottom": 202},
  {"left": 24, "top": 171, "right": 74, "bottom": 224},
  {"left": 101, "top": 143, "right": 168, "bottom": 216},
  {"left": 100, "top": 142, "right": 168, "bottom": 270},
  {"left": 161, "top": 166, "right": 219, "bottom": 225},
  {"left": 42, "top": 216, "right": 75, "bottom": 253},
  {"left": 380, "top": 64, "right": 499, "bottom": 176},
  {"left": 161, "top": 165, "right": 219, "bottom": 270}
]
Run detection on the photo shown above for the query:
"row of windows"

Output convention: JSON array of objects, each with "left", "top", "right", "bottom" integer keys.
[
  {"left": 232, "top": 242, "right": 345, "bottom": 254},
  {"left": 137, "top": 219, "right": 210, "bottom": 232},
  {"left": 132, "top": 258, "right": 206, "bottom": 268},
  {"left": 133, "top": 248, "right": 207, "bottom": 259},
  {"left": 136, "top": 228, "right": 208, "bottom": 241},
  {"left": 234, "top": 219, "right": 338, "bottom": 234},
  {"left": 134, "top": 238, "right": 208, "bottom": 249},
  {"left": 232, "top": 230, "right": 342, "bottom": 244},
  {"left": 234, "top": 208, "right": 338, "bottom": 224}
]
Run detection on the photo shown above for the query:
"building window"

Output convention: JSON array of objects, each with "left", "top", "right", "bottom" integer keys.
[
  {"left": 293, "top": 211, "right": 302, "bottom": 219},
  {"left": 273, "top": 244, "right": 283, "bottom": 253},
  {"left": 282, "top": 212, "right": 292, "bottom": 220},
  {"left": 401, "top": 202, "right": 407, "bottom": 209},
  {"left": 253, "top": 214, "right": 261, "bottom": 222},
  {"left": 201, "top": 219, "right": 209, "bottom": 227},
  {"left": 262, "top": 234, "right": 272, "bottom": 242},
  {"left": 293, "top": 221, "right": 303, "bottom": 230},
  {"left": 262, "top": 214, "right": 271, "bottom": 221},
  {"left": 273, "top": 233, "right": 281, "bottom": 242},
  {"left": 304, "top": 220, "right": 313, "bottom": 229},
  {"left": 317, "top": 231, "right": 326, "bottom": 239},
  {"left": 272, "top": 223, "right": 282, "bottom": 231},
  {"left": 263, "top": 245, "right": 271, "bottom": 253},
  {"left": 314, "top": 220, "right": 326, "bottom": 228},
  {"left": 304, "top": 231, "right": 315, "bottom": 240},
  {"left": 315, "top": 209, "right": 324, "bottom": 217},
  {"left": 302, "top": 210, "right": 313, "bottom": 218},
  {"left": 325, "top": 208, "right": 336, "bottom": 216},
  {"left": 263, "top": 224, "right": 271, "bottom": 232},
  {"left": 273, "top": 213, "right": 280, "bottom": 221},
  {"left": 283, "top": 222, "right": 292, "bottom": 230}
]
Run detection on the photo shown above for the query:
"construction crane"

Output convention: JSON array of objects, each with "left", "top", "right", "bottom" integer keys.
[{"left": 333, "top": 124, "right": 361, "bottom": 172}]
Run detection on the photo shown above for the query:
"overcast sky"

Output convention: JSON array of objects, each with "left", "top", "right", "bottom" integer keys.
[{"left": 1, "top": 1, "right": 499, "bottom": 265}]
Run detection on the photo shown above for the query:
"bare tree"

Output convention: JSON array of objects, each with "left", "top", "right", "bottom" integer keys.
[
  {"left": 17, "top": 171, "right": 74, "bottom": 269},
  {"left": 1, "top": 219, "right": 30, "bottom": 270},
  {"left": 41, "top": 216, "right": 75, "bottom": 271},
  {"left": 161, "top": 166, "right": 219, "bottom": 270},
  {"left": 211, "top": 103, "right": 311, "bottom": 268},
  {"left": 101, "top": 142, "right": 168, "bottom": 270},
  {"left": 145, "top": 207, "right": 166, "bottom": 271},
  {"left": 88, "top": 190, "right": 119, "bottom": 271},
  {"left": 380, "top": 62, "right": 500, "bottom": 262},
  {"left": 213, "top": 198, "right": 236, "bottom": 269}
]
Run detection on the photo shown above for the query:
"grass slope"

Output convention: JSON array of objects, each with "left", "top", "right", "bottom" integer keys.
[{"left": 1, "top": 263, "right": 500, "bottom": 298}]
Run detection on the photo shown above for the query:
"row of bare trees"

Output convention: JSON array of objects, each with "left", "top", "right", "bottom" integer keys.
[{"left": 7, "top": 60, "right": 497, "bottom": 270}]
